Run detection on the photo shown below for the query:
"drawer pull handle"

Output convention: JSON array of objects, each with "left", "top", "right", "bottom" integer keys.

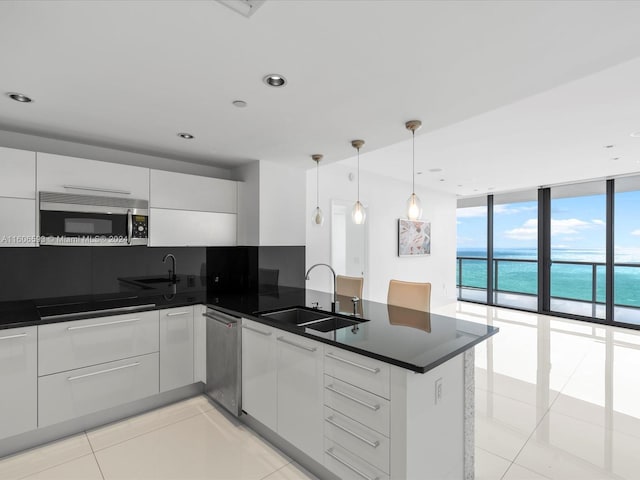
[
  {"left": 0, "top": 333, "right": 28, "bottom": 341},
  {"left": 67, "top": 318, "right": 141, "bottom": 331},
  {"left": 166, "top": 311, "right": 190, "bottom": 317},
  {"left": 326, "top": 352, "right": 380, "bottom": 374},
  {"left": 325, "top": 448, "right": 379, "bottom": 480},
  {"left": 63, "top": 185, "right": 131, "bottom": 195},
  {"left": 326, "top": 416, "right": 380, "bottom": 448},
  {"left": 68, "top": 362, "right": 140, "bottom": 381},
  {"left": 202, "top": 312, "right": 237, "bottom": 326},
  {"left": 242, "top": 325, "right": 272, "bottom": 336},
  {"left": 326, "top": 384, "right": 380, "bottom": 411},
  {"left": 277, "top": 336, "right": 317, "bottom": 352}
]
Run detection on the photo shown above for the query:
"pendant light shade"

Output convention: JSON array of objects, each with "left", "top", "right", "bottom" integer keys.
[
  {"left": 311, "top": 154, "right": 324, "bottom": 226},
  {"left": 351, "top": 139, "right": 366, "bottom": 225},
  {"left": 405, "top": 120, "right": 423, "bottom": 221}
]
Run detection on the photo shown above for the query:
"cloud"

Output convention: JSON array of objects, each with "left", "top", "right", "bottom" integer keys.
[
  {"left": 632, "top": 229, "right": 640, "bottom": 236},
  {"left": 592, "top": 219, "right": 605, "bottom": 225},
  {"left": 503, "top": 218, "right": 537, "bottom": 240},
  {"left": 457, "top": 207, "right": 486, "bottom": 218},
  {"left": 503, "top": 217, "right": 602, "bottom": 241}
]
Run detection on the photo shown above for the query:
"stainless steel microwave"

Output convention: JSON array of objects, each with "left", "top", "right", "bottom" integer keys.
[{"left": 39, "top": 191, "right": 148, "bottom": 246}]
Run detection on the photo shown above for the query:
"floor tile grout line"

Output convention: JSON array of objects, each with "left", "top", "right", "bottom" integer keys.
[
  {"left": 258, "top": 461, "right": 293, "bottom": 480},
  {"left": 86, "top": 406, "right": 214, "bottom": 454},
  {"left": 85, "top": 432, "right": 106, "bottom": 480}
]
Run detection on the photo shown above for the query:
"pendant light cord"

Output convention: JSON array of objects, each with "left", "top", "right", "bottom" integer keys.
[
  {"left": 316, "top": 159, "right": 320, "bottom": 208},
  {"left": 412, "top": 130, "right": 415, "bottom": 195},
  {"left": 357, "top": 147, "right": 360, "bottom": 201}
]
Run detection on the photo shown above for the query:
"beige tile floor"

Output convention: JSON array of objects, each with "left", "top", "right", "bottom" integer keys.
[{"left": 1, "top": 302, "right": 640, "bottom": 479}]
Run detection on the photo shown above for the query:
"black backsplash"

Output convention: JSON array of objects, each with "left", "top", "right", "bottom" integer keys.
[
  {"left": 0, "top": 245, "right": 305, "bottom": 302},
  {"left": 0, "top": 246, "right": 205, "bottom": 302},
  {"left": 206, "top": 246, "right": 305, "bottom": 294}
]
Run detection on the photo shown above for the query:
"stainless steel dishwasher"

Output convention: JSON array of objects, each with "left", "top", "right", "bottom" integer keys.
[{"left": 203, "top": 308, "right": 242, "bottom": 416}]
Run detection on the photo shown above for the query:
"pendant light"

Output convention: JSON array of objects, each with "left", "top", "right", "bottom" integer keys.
[
  {"left": 351, "top": 139, "right": 366, "bottom": 225},
  {"left": 311, "top": 154, "right": 324, "bottom": 226},
  {"left": 405, "top": 120, "right": 423, "bottom": 220}
]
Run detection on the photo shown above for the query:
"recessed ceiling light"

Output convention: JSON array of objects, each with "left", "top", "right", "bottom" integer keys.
[
  {"left": 457, "top": 184, "right": 463, "bottom": 187},
  {"left": 177, "top": 133, "right": 194, "bottom": 139},
  {"left": 612, "top": 157, "right": 620, "bottom": 161},
  {"left": 416, "top": 171, "right": 423, "bottom": 175},
  {"left": 7, "top": 92, "right": 33, "bottom": 103},
  {"left": 604, "top": 145, "right": 614, "bottom": 148},
  {"left": 439, "top": 179, "right": 445, "bottom": 182},
  {"left": 263, "top": 74, "right": 287, "bottom": 87},
  {"left": 631, "top": 131, "right": 640, "bottom": 138},
  {"left": 429, "top": 168, "right": 442, "bottom": 173},
  {"left": 232, "top": 100, "right": 247, "bottom": 108}
]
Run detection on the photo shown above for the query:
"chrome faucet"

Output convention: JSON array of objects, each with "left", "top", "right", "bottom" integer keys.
[
  {"left": 305, "top": 263, "right": 339, "bottom": 313},
  {"left": 163, "top": 253, "right": 177, "bottom": 283}
]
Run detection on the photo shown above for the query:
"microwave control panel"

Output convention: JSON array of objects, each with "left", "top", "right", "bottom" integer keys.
[{"left": 132, "top": 215, "right": 148, "bottom": 238}]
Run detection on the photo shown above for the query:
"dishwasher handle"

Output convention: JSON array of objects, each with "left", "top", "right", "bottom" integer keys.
[{"left": 203, "top": 311, "right": 238, "bottom": 327}]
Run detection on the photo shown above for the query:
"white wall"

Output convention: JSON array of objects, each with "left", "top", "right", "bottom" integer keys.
[
  {"left": 233, "top": 161, "right": 260, "bottom": 246},
  {"left": 0, "top": 129, "right": 232, "bottom": 179},
  {"left": 306, "top": 161, "right": 457, "bottom": 309},
  {"left": 259, "top": 160, "right": 306, "bottom": 246}
]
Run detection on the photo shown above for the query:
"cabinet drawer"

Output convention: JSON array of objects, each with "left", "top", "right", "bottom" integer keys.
[
  {"left": 0, "top": 326, "right": 37, "bottom": 439},
  {"left": 38, "top": 352, "right": 159, "bottom": 428},
  {"left": 324, "top": 376, "right": 390, "bottom": 437},
  {"left": 39, "top": 310, "right": 159, "bottom": 376},
  {"left": 324, "top": 348, "right": 390, "bottom": 399},
  {"left": 324, "top": 407, "right": 389, "bottom": 474},
  {"left": 324, "top": 439, "right": 389, "bottom": 480}
]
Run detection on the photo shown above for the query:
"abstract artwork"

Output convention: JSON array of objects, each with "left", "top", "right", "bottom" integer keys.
[{"left": 398, "top": 219, "right": 431, "bottom": 257}]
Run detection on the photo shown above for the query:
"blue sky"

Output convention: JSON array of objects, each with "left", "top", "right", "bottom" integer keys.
[{"left": 457, "top": 192, "right": 640, "bottom": 255}]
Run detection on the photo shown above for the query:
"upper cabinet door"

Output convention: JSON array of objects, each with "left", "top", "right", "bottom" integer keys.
[
  {"left": 0, "top": 147, "right": 36, "bottom": 199},
  {"left": 150, "top": 170, "right": 237, "bottom": 213},
  {"left": 37, "top": 153, "right": 150, "bottom": 200}
]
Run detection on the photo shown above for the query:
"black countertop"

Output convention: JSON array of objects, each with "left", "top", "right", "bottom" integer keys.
[{"left": 0, "top": 283, "right": 498, "bottom": 374}]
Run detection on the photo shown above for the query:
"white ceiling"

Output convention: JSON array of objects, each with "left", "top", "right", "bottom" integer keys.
[{"left": 1, "top": 0, "right": 640, "bottom": 191}]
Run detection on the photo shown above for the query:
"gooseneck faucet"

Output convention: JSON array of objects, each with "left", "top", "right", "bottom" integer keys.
[
  {"left": 163, "top": 253, "right": 177, "bottom": 283},
  {"left": 305, "top": 263, "right": 339, "bottom": 313}
]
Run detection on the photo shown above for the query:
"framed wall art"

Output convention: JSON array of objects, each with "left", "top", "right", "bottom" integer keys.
[{"left": 398, "top": 219, "right": 431, "bottom": 257}]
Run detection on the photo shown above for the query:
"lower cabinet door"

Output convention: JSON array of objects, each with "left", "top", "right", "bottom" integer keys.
[
  {"left": 159, "top": 307, "right": 194, "bottom": 392},
  {"left": 38, "top": 353, "right": 159, "bottom": 428},
  {"left": 241, "top": 319, "right": 277, "bottom": 431},
  {"left": 276, "top": 332, "right": 324, "bottom": 463},
  {"left": 324, "top": 439, "right": 390, "bottom": 480},
  {"left": 0, "top": 326, "right": 37, "bottom": 439}
]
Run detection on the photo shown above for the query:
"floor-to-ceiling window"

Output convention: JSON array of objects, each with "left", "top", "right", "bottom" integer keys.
[
  {"left": 492, "top": 191, "right": 538, "bottom": 310},
  {"left": 456, "top": 198, "right": 488, "bottom": 303},
  {"left": 614, "top": 176, "right": 640, "bottom": 326},
  {"left": 549, "top": 182, "right": 607, "bottom": 320},
  {"left": 456, "top": 177, "right": 640, "bottom": 328}
]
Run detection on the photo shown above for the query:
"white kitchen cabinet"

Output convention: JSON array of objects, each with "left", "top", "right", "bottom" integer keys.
[
  {"left": 0, "top": 326, "right": 37, "bottom": 440},
  {"left": 241, "top": 319, "right": 277, "bottom": 431},
  {"left": 0, "top": 147, "right": 36, "bottom": 199},
  {"left": 149, "top": 208, "right": 236, "bottom": 246},
  {"left": 0, "top": 147, "right": 37, "bottom": 247},
  {"left": 193, "top": 304, "right": 207, "bottom": 383},
  {"left": 37, "top": 152, "right": 150, "bottom": 200},
  {"left": 159, "top": 306, "right": 194, "bottom": 392},
  {"left": 276, "top": 332, "right": 324, "bottom": 463},
  {"left": 150, "top": 169, "right": 237, "bottom": 213},
  {"left": 38, "top": 310, "right": 160, "bottom": 376},
  {"left": 38, "top": 352, "right": 159, "bottom": 428},
  {"left": 0, "top": 198, "right": 37, "bottom": 247}
]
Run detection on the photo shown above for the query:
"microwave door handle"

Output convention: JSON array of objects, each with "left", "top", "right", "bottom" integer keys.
[{"left": 127, "top": 209, "right": 133, "bottom": 245}]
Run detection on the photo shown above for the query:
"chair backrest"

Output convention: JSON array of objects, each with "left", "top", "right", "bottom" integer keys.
[
  {"left": 336, "top": 275, "right": 364, "bottom": 299},
  {"left": 387, "top": 280, "right": 431, "bottom": 312}
]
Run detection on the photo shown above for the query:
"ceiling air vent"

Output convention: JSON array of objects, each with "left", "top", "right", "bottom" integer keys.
[{"left": 216, "top": 0, "right": 266, "bottom": 18}]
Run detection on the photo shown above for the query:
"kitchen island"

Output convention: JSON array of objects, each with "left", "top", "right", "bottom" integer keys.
[{"left": 0, "top": 286, "right": 496, "bottom": 479}]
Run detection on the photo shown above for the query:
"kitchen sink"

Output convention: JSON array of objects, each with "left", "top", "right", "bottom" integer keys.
[
  {"left": 135, "top": 277, "right": 178, "bottom": 284},
  {"left": 257, "top": 307, "right": 367, "bottom": 332}
]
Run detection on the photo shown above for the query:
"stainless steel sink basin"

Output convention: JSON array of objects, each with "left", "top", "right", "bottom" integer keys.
[
  {"left": 259, "top": 307, "right": 332, "bottom": 325},
  {"left": 258, "top": 307, "right": 367, "bottom": 332},
  {"left": 136, "top": 277, "right": 177, "bottom": 284}
]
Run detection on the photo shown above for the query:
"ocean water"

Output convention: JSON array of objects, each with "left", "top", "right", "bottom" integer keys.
[{"left": 457, "top": 248, "right": 640, "bottom": 307}]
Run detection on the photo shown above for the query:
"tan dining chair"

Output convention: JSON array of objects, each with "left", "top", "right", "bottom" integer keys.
[
  {"left": 336, "top": 275, "right": 364, "bottom": 299},
  {"left": 387, "top": 279, "right": 431, "bottom": 312}
]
